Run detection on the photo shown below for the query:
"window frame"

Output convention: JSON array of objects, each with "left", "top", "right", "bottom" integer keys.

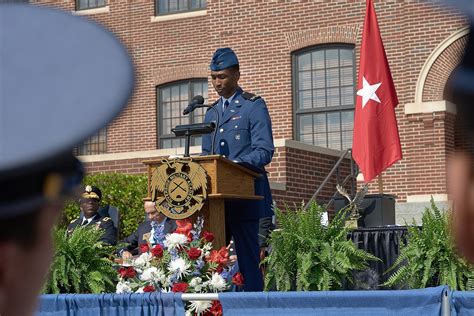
[
  {"left": 76, "top": 0, "right": 107, "bottom": 11},
  {"left": 73, "top": 128, "right": 107, "bottom": 156},
  {"left": 156, "top": 79, "right": 208, "bottom": 149},
  {"left": 154, "top": 0, "right": 206, "bottom": 16},
  {"left": 292, "top": 44, "right": 356, "bottom": 151}
]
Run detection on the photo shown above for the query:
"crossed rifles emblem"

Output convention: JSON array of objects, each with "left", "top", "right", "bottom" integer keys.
[{"left": 150, "top": 158, "right": 208, "bottom": 220}]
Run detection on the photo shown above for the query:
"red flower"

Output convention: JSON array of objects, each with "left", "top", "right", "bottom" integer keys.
[
  {"left": 143, "top": 285, "right": 155, "bottom": 292},
  {"left": 232, "top": 272, "right": 244, "bottom": 286},
  {"left": 207, "top": 246, "right": 229, "bottom": 271},
  {"left": 202, "top": 231, "right": 215, "bottom": 243},
  {"left": 151, "top": 244, "right": 164, "bottom": 258},
  {"left": 209, "top": 300, "right": 223, "bottom": 316},
  {"left": 171, "top": 282, "right": 189, "bottom": 293},
  {"left": 118, "top": 267, "right": 136, "bottom": 279},
  {"left": 140, "top": 244, "right": 149, "bottom": 253},
  {"left": 187, "top": 247, "right": 202, "bottom": 260},
  {"left": 175, "top": 219, "right": 193, "bottom": 241}
]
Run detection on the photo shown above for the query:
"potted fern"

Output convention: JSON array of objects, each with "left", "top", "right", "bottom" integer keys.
[
  {"left": 44, "top": 226, "right": 117, "bottom": 294},
  {"left": 384, "top": 198, "right": 474, "bottom": 290},
  {"left": 263, "top": 202, "right": 379, "bottom": 291}
]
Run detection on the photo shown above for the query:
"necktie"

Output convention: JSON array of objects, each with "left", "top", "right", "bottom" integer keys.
[{"left": 223, "top": 100, "right": 229, "bottom": 112}]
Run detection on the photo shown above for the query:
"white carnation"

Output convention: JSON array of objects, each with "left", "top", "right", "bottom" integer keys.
[
  {"left": 133, "top": 252, "right": 152, "bottom": 267},
  {"left": 209, "top": 273, "right": 227, "bottom": 292},
  {"left": 168, "top": 258, "right": 190, "bottom": 279},
  {"left": 189, "top": 277, "right": 203, "bottom": 292},
  {"left": 140, "top": 267, "right": 164, "bottom": 282},
  {"left": 135, "top": 287, "right": 144, "bottom": 293},
  {"left": 189, "top": 300, "right": 212, "bottom": 315},
  {"left": 116, "top": 281, "right": 132, "bottom": 294},
  {"left": 164, "top": 233, "right": 188, "bottom": 249}
]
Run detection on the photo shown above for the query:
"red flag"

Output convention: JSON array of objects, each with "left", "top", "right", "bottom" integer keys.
[{"left": 352, "top": 0, "right": 402, "bottom": 183}]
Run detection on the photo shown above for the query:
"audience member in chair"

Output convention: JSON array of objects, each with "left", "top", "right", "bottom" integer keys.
[
  {"left": 119, "top": 201, "right": 177, "bottom": 259},
  {"left": 67, "top": 185, "right": 117, "bottom": 245}
]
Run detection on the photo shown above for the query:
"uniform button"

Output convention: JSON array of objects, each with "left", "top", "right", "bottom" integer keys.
[
  {"left": 235, "top": 100, "right": 239, "bottom": 104},
  {"left": 219, "top": 128, "right": 224, "bottom": 133},
  {"left": 223, "top": 155, "right": 226, "bottom": 158},
  {"left": 220, "top": 141, "right": 225, "bottom": 146},
  {"left": 234, "top": 125, "right": 238, "bottom": 128}
]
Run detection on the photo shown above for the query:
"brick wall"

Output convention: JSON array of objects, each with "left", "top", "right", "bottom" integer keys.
[{"left": 34, "top": 0, "right": 469, "bottom": 208}]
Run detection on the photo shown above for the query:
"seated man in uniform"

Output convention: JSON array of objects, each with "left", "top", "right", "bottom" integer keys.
[
  {"left": 67, "top": 185, "right": 117, "bottom": 245},
  {"left": 119, "top": 201, "right": 176, "bottom": 259}
]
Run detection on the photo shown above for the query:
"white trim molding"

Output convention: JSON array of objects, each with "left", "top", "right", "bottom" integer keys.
[
  {"left": 72, "top": 6, "right": 110, "bottom": 16},
  {"left": 404, "top": 100, "right": 456, "bottom": 115},
  {"left": 150, "top": 10, "right": 206, "bottom": 23},
  {"left": 406, "top": 194, "right": 449, "bottom": 203},
  {"left": 414, "top": 26, "right": 470, "bottom": 104},
  {"left": 269, "top": 181, "right": 286, "bottom": 191},
  {"left": 274, "top": 139, "right": 345, "bottom": 158}
]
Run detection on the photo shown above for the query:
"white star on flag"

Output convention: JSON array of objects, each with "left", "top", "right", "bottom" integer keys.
[{"left": 357, "top": 76, "right": 382, "bottom": 108}]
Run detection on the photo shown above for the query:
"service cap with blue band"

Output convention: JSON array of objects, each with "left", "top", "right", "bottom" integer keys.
[
  {"left": 210, "top": 47, "right": 239, "bottom": 71},
  {"left": 0, "top": 4, "right": 134, "bottom": 218}
]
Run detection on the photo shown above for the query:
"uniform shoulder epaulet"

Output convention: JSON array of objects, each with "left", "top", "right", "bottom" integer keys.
[
  {"left": 241, "top": 91, "right": 261, "bottom": 102},
  {"left": 102, "top": 217, "right": 111, "bottom": 222},
  {"left": 70, "top": 218, "right": 78, "bottom": 223}
]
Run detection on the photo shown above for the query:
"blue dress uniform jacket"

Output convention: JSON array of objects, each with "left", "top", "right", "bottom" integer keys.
[
  {"left": 202, "top": 88, "right": 275, "bottom": 291},
  {"left": 67, "top": 214, "right": 117, "bottom": 246},
  {"left": 202, "top": 88, "right": 275, "bottom": 221},
  {"left": 118, "top": 220, "right": 177, "bottom": 256}
]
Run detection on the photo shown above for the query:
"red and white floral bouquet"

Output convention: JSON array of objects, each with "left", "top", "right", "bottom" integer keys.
[{"left": 116, "top": 217, "right": 244, "bottom": 315}]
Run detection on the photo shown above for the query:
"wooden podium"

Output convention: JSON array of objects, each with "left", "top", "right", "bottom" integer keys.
[{"left": 142, "top": 155, "right": 263, "bottom": 248}]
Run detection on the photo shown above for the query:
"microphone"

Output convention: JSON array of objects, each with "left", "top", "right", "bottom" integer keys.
[{"left": 183, "top": 95, "right": 205, "bottom": 115}]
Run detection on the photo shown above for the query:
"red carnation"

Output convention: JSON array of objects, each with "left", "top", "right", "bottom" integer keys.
[
  {"left": 171, "top": 282, "right": 189, "bottom": 293},
  {"left": 151, "top": 244, "right": 164, "bottom": 258},
  {"left": 143, "top": 285, "right": 155, "bottom": 292},
  {"left": 232, "top": 272, "right": 244, "bottom": 286},
  {"left": 209, "top": 300, "right": 223, "bottom": 316},
  {"left": 202, "top": 231, "right": 215, "bottom": 243},
  {"left": 187, "top": 247, "right": 202, "bottom": 260},
  {"left": 140, "top": 244, "right": 149, "bottom": 253},
  {"left": 119, "top": 267, "right": 136, "bottom": 279}
]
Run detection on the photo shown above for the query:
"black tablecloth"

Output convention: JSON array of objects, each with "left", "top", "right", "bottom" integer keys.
[{"left": 349, "top": 226, "right": 409, "bottom": 288}]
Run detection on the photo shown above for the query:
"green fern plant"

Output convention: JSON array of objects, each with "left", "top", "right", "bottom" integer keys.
[
  {"left": 384, "top": 198, "right": 474, "bottom": 290},
  {"left": 263, "top": 202, "right": 379, "bottom": 291},
  {"left": 43, "top": 226, "right": 117, "bottom": 294}
]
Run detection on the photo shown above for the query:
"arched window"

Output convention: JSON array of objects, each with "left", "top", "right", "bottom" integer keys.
[
  {"left": 157, "top": 79, "right": 208, "bottom": 149},
  {"left": 293, "top": 45, "right": 356, "bottom": 150}
]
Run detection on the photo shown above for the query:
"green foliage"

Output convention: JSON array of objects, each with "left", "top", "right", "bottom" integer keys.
[
  {"left": 384, "top": 198, "right": 474, "bottom": 290},
  {"left": 61, "top": 173, "right": 148, "bottom": 239},
  {"left": 44, "top": 226, "right": 117, "bottom": 294},
  {"left": 263, "top": 202, "right": 379, "bottom": 291}
]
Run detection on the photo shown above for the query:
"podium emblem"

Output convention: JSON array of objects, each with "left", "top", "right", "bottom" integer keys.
[{"left": 151, "top": 158, "right": 208, "bottom": 219}]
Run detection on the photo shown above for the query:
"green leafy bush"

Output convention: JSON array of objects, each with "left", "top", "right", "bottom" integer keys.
[
  {"left": 44, "top": 226, "right": 117, "bottom": 294},
  {"left": 61, "top": 173, "right": 148, "bottom": 239},
  {"left": 263, "top": 202, "right": 378, "bottom": 291},
  {"left": 384, "top": 198, "right": 474, "bottom": 290}
]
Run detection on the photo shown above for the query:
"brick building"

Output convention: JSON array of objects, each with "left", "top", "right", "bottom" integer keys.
[{"left": 33, "top": 0, "right": 469, "bottom": 223}]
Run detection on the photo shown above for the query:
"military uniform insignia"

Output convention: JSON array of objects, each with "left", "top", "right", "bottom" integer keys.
[
  {"left": 241, "top": 91, "right": 261, "bottom": 102},
  {"left": 102, "top": 217, "right": 110, "bottom": 222},
  {"left": 150, "top": 158, "right": 208, "bottom": 220}
]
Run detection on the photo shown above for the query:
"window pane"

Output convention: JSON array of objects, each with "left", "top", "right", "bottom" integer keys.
[
  {"left": 178, "top": 0, "right": 186, "bottom": 11},
  {"left": 193, "top": 136, "right": 202, "bottom": 146},
  {"left": 340, "top": 67, "right": 354, "bottom": 86},
  {"left": 328, "top": 132, "right": 341, "bottom": 150},
  {"left": 299, "top": 71, "right": 312, "bottom": 90},
  {"left": 313, "top": 113, "right": 326, "bottom": 134},
  {"left": 325, "top": 49, "right": 339, "bottom": 68},
  {"left": 158, "top": 0, "right": 168, "bottom": 13},
  {"left": 298, "top": 53, "right": 311, "bottom": 71},
  {"left": 300, "top": 133, "right": 313, "bottom": 144},
  {"left": 312, "top": 51, "right": 324, "bottom": 69},
  {"left": 162, "top": 139, "right": 172, "bottom": 148},
  {"left": 312, "top": 70, "right": 325, "bottom": 89},
  {"left": 341, "top": 111, "right": 354, "bottom": 131},
  {"left": 298, "top": 91, "right": 312, "bottom": 109},
  {"left": 342, "top": 130, "right": 353, "bottom": 149},
  {"left": 341, "top": 86, "right": 354, "bottom": 106},
  {"left": 340, "top": 49, "right": 353, "bottom": 67},
  {"left": 299, "top": 115, "right": 312, "bottom": 135},
  {"left": 327, "top": 112, "right": 340, "bottom": 132},
  {"left": 326, "top": 68, "right": 339, "bottom": 87},
  {"left": 314, "top": 89, "right": 326, "bottom": 108},
  {"left": 314, "top": 133, "right": 326, "bottom": 147}
]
